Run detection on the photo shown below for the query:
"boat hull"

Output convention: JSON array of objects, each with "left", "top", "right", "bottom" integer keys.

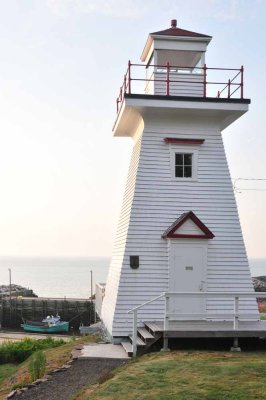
[{"left": 22, "top": 322, "right": 69, "bottom": 333}]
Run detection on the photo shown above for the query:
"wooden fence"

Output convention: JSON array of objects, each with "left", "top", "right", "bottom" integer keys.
[{"left": 0, "top": 297, "right": 95, "bottom": 331}]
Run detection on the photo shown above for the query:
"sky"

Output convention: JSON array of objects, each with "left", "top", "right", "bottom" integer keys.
[{"left": 0, "top": 0, "right": 265, "bottom": 258}]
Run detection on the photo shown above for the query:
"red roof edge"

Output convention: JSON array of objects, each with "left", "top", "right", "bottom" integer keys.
[
  {"left": 151, "top": 24, "right": 211, "bottom": 39},
  {"left": 162, "top": 211, "right": 215, "bottom": 239},
  {"left": 164, "top": 138, "right": 205, "bottom": 145}
]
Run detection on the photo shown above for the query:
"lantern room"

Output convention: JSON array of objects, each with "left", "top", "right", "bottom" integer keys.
[{"left": 141, "top": 19, "right": 212, "bottom": 96}]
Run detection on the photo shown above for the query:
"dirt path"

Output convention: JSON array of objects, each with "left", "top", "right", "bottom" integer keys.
[{"left": 12, "top": 358, "right": 127, "bottom": 400}]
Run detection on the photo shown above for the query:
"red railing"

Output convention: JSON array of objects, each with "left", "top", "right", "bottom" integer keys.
[{"left": 116, "top": 61, "right": 244, "bottom": 114}]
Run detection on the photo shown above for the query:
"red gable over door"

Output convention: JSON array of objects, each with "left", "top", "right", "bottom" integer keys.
[{"left": 162, "top": 211, "right": 215, "bottom": 239}]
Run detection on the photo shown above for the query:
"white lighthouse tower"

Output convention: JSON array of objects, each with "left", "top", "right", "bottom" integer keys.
[{"left": 99, "top": 20, "right": 260, "bottom": 350}]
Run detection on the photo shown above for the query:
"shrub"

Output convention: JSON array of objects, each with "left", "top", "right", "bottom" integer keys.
[
  {"left": 0, "top": 337, "right": 65, "bottom": 364},
  {"left": 29, "top": 350, "right": 46, "bottom": 381}
]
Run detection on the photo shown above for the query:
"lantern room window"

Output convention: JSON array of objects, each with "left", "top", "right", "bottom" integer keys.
[{"left": 175, "top": 153, "right": 193, "bottom": 178}]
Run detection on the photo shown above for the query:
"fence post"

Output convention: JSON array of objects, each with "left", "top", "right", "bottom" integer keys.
[
  {"left": 234, "top": 296, "right": 239, "bottom": 330},
  {"left": 162, "top": 293, "right": 170, "bottom": 351},
  {"left": 217, "top": 91, "right": 220, "bottom": 98},
  {"left": 240, "top": 65, "right": 244, "bottom": 99},
  {"left": 132, "top": 309, "right": 138, "bottom": 357},
  {"left": 228, "top": 79, "right": 231, "bottom": 98},
  {"left": 128, "top": 60, "right": 131, "bottom": 94},
  {"left": 0, "top": 299, "right": 3, "bottom": 328},
  {"left": 166, "top": 62, "right": 170, "bottom": 96},
  {"left": 203, "top": 64, "right": 207, "bottom": 97}
]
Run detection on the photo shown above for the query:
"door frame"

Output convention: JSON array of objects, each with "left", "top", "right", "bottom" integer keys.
[{"left": 167, "top": 239, "right": 208, "bottom": 317}]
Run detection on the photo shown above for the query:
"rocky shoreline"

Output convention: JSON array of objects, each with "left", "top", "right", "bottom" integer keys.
[
  {"left": 253, "top": 276, "right": 266, "bottom": 292},
  {"left": 0, "top": 277, "right": 265, "bottom": 299},
  {"left": 0, "top": 284, "right": 37, "bottom": 298}
]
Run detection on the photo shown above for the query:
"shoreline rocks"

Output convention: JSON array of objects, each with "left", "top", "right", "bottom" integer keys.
[
  {"left": 253, "top": 276, "right": 266, "bottom": 292},
  {"left": 0, "top": 284, "right": 37, "bottom": 298}
]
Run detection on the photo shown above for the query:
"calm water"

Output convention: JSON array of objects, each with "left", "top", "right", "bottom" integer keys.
[
  {"left": 0, "top": 257, "right": 265, "bottom": 298},
  {"left": 0, "top": 257, "right": 110, "bottom": 298}
]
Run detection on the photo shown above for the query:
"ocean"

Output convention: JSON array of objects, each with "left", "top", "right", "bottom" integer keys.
[
  {"left": 0, "top": 257, "right": 110, "bottom": 298},
  {"left": 0, "top": 256, "right": 265, "bottom": 299}
]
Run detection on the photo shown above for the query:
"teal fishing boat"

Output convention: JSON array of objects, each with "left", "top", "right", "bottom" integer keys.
[{"left": 22, "top": 315, "right": 69, "bottom": 333}]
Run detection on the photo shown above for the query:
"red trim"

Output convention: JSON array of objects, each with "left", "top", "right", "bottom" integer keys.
[
  {"left": 151, "top": 26, "right": 211, "bottom": 39},
  {"left": 166, "top": 62, "right": 170, "bottom": 96},
  {"left": 164, "top": 138, "right": 205, "bottom": 145},
  {"left": 116, "top": 63, "right": 245, "bottom": 115},
  {"left": 167, "top": 234, "right": 212, "bottom": 239},
  {"left": 203, "top": 64, "right": 207, "bottom": 98},
  {"left": 240, "top": 65, "right": 244, "bottom": 99},
  {"left": 162, "top": 211, "right": 215, "bottom": 239}
]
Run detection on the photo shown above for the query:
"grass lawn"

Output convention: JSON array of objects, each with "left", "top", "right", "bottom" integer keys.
[
  {"left": 77, "top": 351, "right": 266, "bottom": 400},
  {"left": 0, "top": 364, "right": 18, "bottom": 385},
  {"left": 0, "top": 335, "right": 97, "bottom": 400}
]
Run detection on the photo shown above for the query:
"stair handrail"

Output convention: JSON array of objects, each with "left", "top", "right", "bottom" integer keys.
[
  {"left": 127, "top": 291, "right": 266, "bottom": 357},
  {"left": 128, "top": 293, "right": 165, "bottom": 313},
  {"left": 128, "top": 293, "right": 165, "bottom": 357}
]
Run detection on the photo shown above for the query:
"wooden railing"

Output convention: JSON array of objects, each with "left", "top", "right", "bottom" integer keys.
[{"left": 128, "top": 291, "right": 266, "bottom": 357}]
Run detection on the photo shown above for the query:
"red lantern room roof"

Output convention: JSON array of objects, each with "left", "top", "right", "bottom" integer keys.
[
  {"left": 141, "top": 19, "right": 212, "bottom": 62},
  {"left": 151, "top": 19, "right": 211, "bottom": 38}
]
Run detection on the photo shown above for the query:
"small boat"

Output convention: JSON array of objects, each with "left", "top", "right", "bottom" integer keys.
[{"left": 22, "top": 315, "right": 69, "bottom": 333}]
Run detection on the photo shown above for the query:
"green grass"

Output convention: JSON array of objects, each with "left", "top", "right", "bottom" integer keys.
[
  {"left": 0, "top": 364, "right": 18, "bottom": 385},
  {"left": 76, "top": 351, "right": 266, "bottom": 400},
  {"left": 0, "top": 336, "right": 66, "bottom": 364}
]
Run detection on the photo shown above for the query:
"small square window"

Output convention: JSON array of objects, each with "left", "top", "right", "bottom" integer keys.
[
  {"left": 175, "top": 153, "right": 193, "bottom": 178},
  {"left": 169, "top": 145, "right": 198, "bottom": 182}
]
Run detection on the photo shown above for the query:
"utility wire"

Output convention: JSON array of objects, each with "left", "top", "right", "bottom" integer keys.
[{"left": 233, "top": 178, "right": 266, "bottom": 193}]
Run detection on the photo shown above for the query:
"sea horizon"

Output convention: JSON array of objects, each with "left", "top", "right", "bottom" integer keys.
[{"left": 0, "top": 255, "right": 265, "bottom": 298}]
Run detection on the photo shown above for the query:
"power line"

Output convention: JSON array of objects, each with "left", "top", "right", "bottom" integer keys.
[{"left": 233, "top": 178, "right": 266, "bottom": 193}]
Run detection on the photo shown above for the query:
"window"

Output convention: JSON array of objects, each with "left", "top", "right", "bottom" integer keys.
[
  {"left": 175, "top": 153, "right": 193, "bottom": 178},
  {"left": 169, "top": 146, "right": 198, "bottom": 181}
]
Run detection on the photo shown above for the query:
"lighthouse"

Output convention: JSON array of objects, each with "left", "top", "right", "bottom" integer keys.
[{"left": 99, "top": 20, "right": 259, "bottom": 347}]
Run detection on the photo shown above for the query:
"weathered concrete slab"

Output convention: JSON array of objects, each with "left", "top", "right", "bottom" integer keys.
[{"left": 80, "top": 343, "right": 129, "bottom": 359}]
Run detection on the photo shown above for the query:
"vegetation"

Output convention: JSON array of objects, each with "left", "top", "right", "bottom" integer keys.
[
  {"left": 28, "top": 351, "right": 46, "bottom": 381},
  {"left": 0, "top": 364, "right": 18, "bottom": 385},
  {"left": 75, "top": 351, "right": 266, "bottom": 400},
  {"left": 0, "top": 335, "right": 97, "bottom": 400},
  {"left": 0, "top": 337, "right": 65, "bottom": 364}
]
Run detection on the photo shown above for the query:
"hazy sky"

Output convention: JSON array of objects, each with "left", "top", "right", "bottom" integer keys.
[{"left": 0, "top": 0, "right": 265, "bottom": 258}]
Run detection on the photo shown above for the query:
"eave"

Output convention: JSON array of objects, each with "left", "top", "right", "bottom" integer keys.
[{"left": 113, "top": 94, "right": 250, "bottom": 137}]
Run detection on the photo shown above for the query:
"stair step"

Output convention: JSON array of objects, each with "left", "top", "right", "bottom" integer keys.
[
  {"left": 129, "top": 335, "right": 146, "bottom": 346},
  {"left": 137, "top": 327, "right": 154, "bottom": 340},
  {"left": 144, "top": 321, "right": 163, "bottom": 334},
  {"left": 121, "top": 341, "right": 133, "bottom": 356}
]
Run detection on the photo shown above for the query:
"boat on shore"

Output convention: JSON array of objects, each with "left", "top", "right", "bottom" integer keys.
[{"left": 21, "top": 315, "right": 69, "bottom": 333}]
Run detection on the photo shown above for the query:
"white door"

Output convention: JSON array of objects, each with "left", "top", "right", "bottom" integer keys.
[{"left": 169, "top": 243, "right": 207, "bottom": 318}]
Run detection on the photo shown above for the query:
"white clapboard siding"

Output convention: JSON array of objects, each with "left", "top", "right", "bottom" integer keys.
[
  {"left": 145, "top": 72, "right": 204, "bottom": 97},
  {"left": 101, "top": 115, "right": 257, "bottom": 339},
  {"left": 100, "top": 136, "right": 142, "bottom": 334}
]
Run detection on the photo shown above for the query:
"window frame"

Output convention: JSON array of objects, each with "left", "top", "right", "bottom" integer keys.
[{"left": 170, "top": 146, "right": 198, "bottom": 182}]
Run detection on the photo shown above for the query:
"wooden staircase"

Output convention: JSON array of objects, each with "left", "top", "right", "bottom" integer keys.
[{"left": 121, "top": 322, "right": 162, "bottom": 357}]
